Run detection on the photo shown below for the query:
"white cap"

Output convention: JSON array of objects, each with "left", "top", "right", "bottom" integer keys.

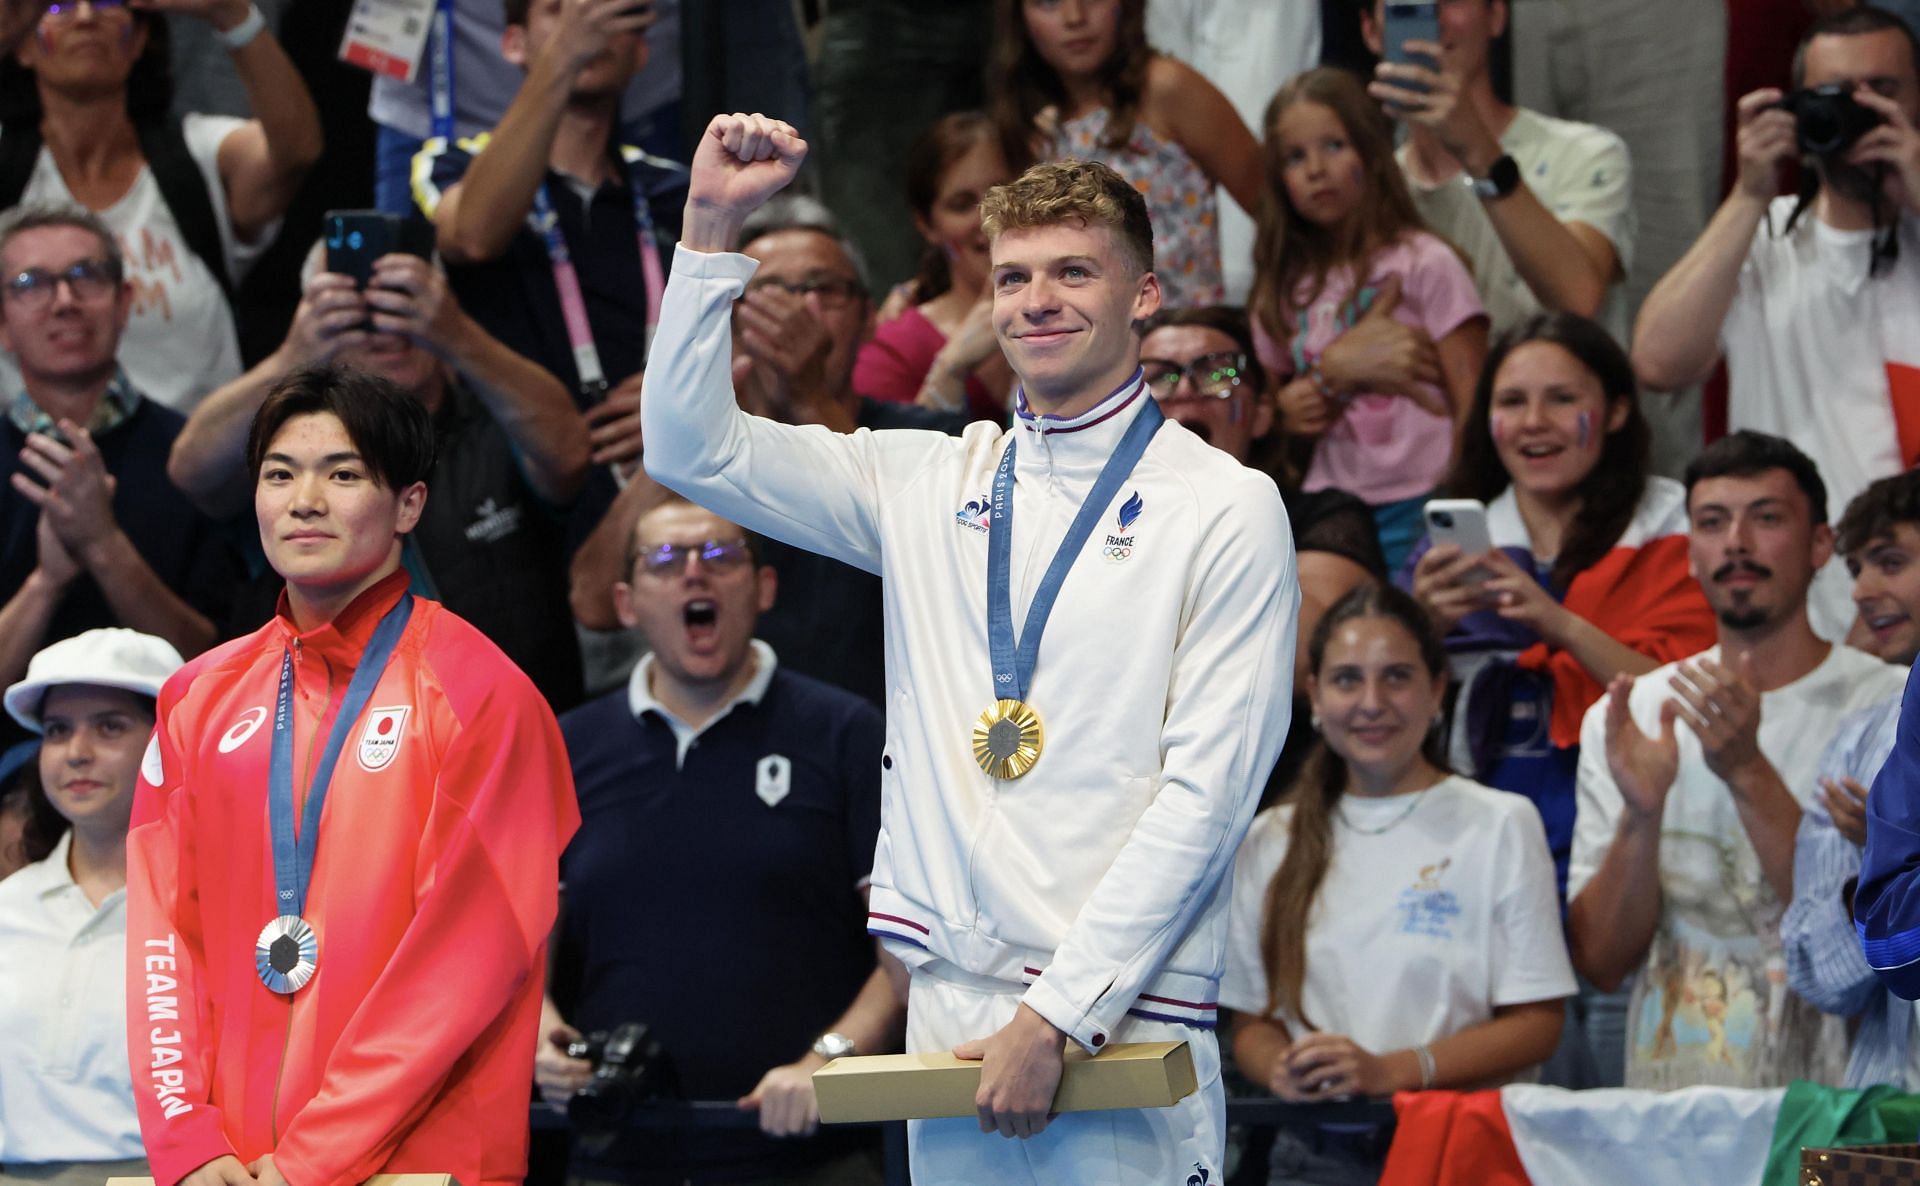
[{"left": 4, "top": 629, "right": 184, "bottom": 732}]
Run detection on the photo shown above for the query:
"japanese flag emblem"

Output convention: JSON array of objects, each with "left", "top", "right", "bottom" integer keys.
[{"left": 357, "top": 706, "right": 411, "bottom": 771}]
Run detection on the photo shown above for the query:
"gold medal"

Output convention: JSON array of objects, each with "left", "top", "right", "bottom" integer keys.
[{"left": 972, "top": 699, "right": 1044, "bottom": 779}]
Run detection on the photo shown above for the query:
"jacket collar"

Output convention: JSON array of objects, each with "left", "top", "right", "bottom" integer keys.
[
  {"left": 272, "top": 567, "right": 413, "bottom": 665},
  {"left": 1010, "top": 368, "right": 1150, "bottom": 476}
]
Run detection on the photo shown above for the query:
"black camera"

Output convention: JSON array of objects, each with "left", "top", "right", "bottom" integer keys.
[
  {"left": 565, "top": 1023, "right": 676, "bottom": 1147},
  {"left": 1779, "top": 84, "right": 1883, "bottom": 157}
]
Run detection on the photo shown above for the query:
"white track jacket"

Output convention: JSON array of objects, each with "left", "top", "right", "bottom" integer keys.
[{"left": 643, "top": 246, "right": 1299, "bottom": 1052}]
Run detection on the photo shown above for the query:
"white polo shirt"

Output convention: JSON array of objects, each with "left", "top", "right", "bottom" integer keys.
[{"left": 0, "top": 831, "right": 143, "bottom": 1164}]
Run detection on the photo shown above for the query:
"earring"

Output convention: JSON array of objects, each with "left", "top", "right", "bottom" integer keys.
[{"left": 1309, "top": 712, "right": 1322, "bottom": 732}]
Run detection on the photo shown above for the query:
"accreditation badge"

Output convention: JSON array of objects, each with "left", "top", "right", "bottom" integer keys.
[
  {"left": 256, "top": 914, "right": 319, "bottom": 994},
  {"left": 972, "top": 699, "right": 1044, "bottom": 780}
]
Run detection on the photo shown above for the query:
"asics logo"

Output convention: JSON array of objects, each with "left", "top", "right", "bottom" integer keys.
[{"left": 218, "top": 707, "right": 269, "bottom": 753}]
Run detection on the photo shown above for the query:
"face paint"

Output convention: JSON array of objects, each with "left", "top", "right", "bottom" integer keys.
[
  {"left": 1576, "top": 410, "right": 1593, "bottom": 451},
  {"left": 1228, "top": 399, "right": 1245, "bottom": 425},
  {"left": 1490, "top": 412, "right": 1508, "bottom": 446}
]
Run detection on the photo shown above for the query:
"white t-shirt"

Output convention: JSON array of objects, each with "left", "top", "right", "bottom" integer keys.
[
  {"left": 1220, "top": 775, "right": 1575, "bottom": 1059},
  {"left": 1569, "top": 642, "right": 1907, "bottom": 1090},
  {"left": 1719, "top": 197, "right": 1920, "bottom": 640},
  {"left": 1399, "top": 107, "right": 1636, "bottom": 343},
  {"left": 0, "top": 832, "right": 141, "bottom": 1163},
  {"left": 0, "top": 113, "right": 267, "bottom": 415}
]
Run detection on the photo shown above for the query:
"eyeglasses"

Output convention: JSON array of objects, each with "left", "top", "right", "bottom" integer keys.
[
  {"left": 2, "top": 260, "right": 119, "bottom": 309},
  {"left": 42, "top": 0, "right": 128, "bottom": 18},
  {"left": 746, "top": 276, "right": 866, "bottom": 310},
  {"left": 1142, "top": 352, "right": 1250, "bottom": 402},
  {"left": 636, "top": 538, "right": 754, "bottom": 577}
]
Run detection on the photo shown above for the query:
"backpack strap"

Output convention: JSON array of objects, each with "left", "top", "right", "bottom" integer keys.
[{"left": 133, "top": 116, "right": 234, "bottom": 304}]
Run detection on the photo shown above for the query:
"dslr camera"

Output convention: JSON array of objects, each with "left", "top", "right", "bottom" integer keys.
[
  {"left": 565, "top": 1023, "right": 676, "bottom": 1148},
  {"left": 1778, "top": 83, "right": 1883, "bottom": 157}
]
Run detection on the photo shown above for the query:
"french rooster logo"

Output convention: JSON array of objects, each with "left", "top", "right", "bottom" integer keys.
[{"left": 1118, "top": 490, "right": 1144, "bottom": 531}]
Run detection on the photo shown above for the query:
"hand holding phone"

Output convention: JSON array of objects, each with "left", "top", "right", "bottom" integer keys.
[
  {"left": 1382, "top": 1, "right": 1440, "bottom": 99},
  {"left": 1423, "top": 498, "right": 1496, "bottom": 589}
]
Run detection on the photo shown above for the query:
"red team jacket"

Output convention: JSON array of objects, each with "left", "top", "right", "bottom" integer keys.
[{"left": 126, "top": 572, "right": 579, "bottom": 1186}]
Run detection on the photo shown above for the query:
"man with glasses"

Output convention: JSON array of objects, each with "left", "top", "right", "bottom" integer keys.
[
  {"left": 545, "top": 494, "right": 900, "bottom": 1186},
  {"left": 0, "top": 204, "right": 234, "bottom": 713},
  {"left": 1140, "top": 306, "right": 1381, "bottom": 791}
]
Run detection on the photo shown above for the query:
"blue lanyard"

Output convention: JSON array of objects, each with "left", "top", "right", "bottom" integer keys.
[
  {"left": 428, "top": 0, "right": 455, "bottom": 143},
  {"left": 268, "top": 595, "right": 413, "bottom": 919},
  {"left": 988, "top": 376, "right": 1162, "bottom": 702}
]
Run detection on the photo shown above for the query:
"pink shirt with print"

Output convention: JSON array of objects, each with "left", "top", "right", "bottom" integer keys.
[{"left": 1252, "top": 231, "right": 1485, "bottom": 505}]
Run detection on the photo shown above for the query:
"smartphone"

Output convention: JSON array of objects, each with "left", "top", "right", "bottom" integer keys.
[
  {"left": 323, "top": 210, "right": 434, "bottom": 289},
  {"left": 1383, "top": 0, "right": 1440, "bottom": 97},
  {"left": 1424, "top": 498, "right": 1495, "bottom": 588}
]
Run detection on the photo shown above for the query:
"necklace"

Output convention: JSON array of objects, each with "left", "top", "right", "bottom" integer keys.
[{"left": 1336, "top": 787, "right": 1432, "bottom": 836}]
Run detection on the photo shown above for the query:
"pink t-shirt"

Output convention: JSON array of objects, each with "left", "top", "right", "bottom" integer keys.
[
  {"left": 1253, "top": 231, "right": 1485, "bottom": 504},
  {"left": 851, "top": 304, "right": 1000, "bottom": 422}
]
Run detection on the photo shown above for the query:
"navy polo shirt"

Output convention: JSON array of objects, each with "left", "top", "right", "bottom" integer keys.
[{"left": 556, "top": 647, "right": 884, "bottom": 1184}]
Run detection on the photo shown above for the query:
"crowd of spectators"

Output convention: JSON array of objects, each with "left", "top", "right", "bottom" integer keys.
[{"left": 8, "top": 0, "right": 1920, "bottom": 1184}]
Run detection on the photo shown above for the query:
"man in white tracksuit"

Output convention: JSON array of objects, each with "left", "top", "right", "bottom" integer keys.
[{"left": 642, "top": 112, "right": 1298, "bottom": 1185}]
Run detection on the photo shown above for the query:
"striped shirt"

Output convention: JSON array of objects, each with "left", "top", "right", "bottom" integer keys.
[{"left": 1782, "top": 693, "right": 1909, "bottom": 1087}]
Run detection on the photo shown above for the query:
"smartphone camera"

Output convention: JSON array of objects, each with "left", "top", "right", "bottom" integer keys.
[{"left": 1429, "top": 511, "right": 1455, "bottom": 530}]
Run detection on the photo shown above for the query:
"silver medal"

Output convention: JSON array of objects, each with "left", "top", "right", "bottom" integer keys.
[{"left": 255, "top": 914, "right": 318, "bottom": 994}]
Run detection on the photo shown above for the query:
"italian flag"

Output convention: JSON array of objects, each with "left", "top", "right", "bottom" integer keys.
[{"left": 1377, "top": 1082, "right": 1920, "bottom": 1186}]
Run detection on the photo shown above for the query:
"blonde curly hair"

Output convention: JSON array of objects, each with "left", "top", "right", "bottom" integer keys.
[{"left": 979, "top": 158, "right": 1155, "bottom": 278}]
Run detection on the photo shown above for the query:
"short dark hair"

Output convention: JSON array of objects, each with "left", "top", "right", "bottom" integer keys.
[
  {"left": 1683, "top": 430, "right": 1829, "bottom": 526},
  {"left": 246, "top": 364, "right": 436, "bottom": 491},
  {"left": 503, "top": 0, "right": 530, "bottom": 26},
  {"left": 1139, "top": 305, "right": 1269, "bottom": 391},
  {"left": 1836, "top": 469, "right": 1920, "bottom": 557},
  {"left": 1793, "top": 4, "right": 1920, "bottom": 88}
]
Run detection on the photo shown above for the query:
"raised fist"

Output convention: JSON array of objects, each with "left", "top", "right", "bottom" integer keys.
[{"left": 689, "top": 113, "right": 808, "bottom": 220}]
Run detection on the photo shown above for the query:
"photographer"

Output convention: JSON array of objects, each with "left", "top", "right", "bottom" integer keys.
[
  {"left": 166, "top": 242, "right": 591, "bottom": 707},
  {"left": 546, "top": 496, "right": 902, "bottom": 1186},
  {"left": 1634, "top": 5, "right": 1920, "bottom": 641}
]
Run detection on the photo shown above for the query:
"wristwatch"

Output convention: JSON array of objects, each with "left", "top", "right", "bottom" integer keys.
[
  {"left": 1471, "top": 153, "right": 1521, "bottom": 201},
  {"left": 811, "top": 1032, "right": 857, "bottom": 1061}
]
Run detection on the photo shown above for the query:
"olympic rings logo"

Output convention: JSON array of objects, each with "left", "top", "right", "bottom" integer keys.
[{"left": 1102, "top": 545, "right": 1132, "bottom": 561}]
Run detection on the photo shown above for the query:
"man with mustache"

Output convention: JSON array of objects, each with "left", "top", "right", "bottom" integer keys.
[{"left": 1566, "top": 430, "right": 1906, "bottom": 1088}]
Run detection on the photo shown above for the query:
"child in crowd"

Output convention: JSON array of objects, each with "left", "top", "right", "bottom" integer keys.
[
  {"left": 1251, "top": 67, "right": 1487, "bottom": 570},
  {"left": 1403, "top": 314, "right": 1714, "bottom": 906},
  {"left": 853, "top": 112, "right": 1014, "bottom": 422},
  {"left": 989, "top": 0, "right": 1261, "bottom": 306},
  {"left": 1223, "top": 584, "right": 1571, "bottom": 1186}
]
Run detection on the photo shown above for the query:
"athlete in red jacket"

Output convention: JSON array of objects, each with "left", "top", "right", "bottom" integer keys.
[{"left": 126, "top": 365, "right": 579, "bottom": 1186}]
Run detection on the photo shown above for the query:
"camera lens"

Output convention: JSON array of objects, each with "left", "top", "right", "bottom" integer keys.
[{"left": 1432, "top": 512, "right": 1454, "bottom": 529}]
